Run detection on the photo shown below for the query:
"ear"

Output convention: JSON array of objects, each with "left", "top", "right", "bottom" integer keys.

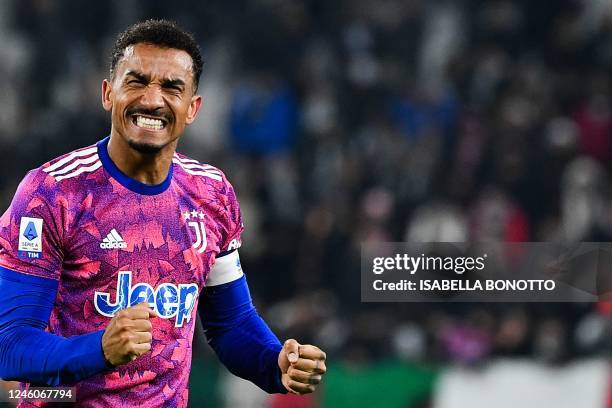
[
  {"left": 185, "top": 95, "right": 203, "bottom": 124},
  {"left": 101, "top": 79, "right": 113, "bottom": 112}
]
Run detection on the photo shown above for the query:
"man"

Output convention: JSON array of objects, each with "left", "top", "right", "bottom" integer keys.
[{"left": 0, "top": 19, "right": 326, "bottom": 407}]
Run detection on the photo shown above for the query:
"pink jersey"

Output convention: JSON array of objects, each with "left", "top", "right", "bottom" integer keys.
[{"left": 0, "top": 137, "right": 243, "bottom": 407}]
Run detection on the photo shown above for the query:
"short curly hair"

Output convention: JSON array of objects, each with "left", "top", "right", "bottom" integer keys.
[{"left": 110, "top": 19, "right": 203, "bottom": 91}]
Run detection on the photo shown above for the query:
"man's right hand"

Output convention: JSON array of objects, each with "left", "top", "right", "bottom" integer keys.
[{"left": 101, "top": 302, "right": 156, "bottom": 366}]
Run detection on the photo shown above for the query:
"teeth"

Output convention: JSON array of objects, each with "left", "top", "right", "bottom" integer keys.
[{"left": 135, "top": 116, "right": 164, "bottom": 130}]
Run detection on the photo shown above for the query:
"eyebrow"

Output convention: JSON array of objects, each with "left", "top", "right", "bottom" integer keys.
[
  {"left": 125, "top": 70, "right": 186, "bottom": 89},
  {"left": 125, "top": 70, "right": 149, "bottom": 83},
  {"left": 162, "top": 78, "right": 185, "bottom": 89}
]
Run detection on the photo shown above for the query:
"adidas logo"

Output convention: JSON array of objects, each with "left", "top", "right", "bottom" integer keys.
[{"left": 100, "top": 229, "right": 127, "bottom": 249}]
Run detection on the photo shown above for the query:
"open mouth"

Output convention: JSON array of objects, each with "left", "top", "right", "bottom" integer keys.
[{"left": 131, "top": 114, "right": 169, "bottom": 131}]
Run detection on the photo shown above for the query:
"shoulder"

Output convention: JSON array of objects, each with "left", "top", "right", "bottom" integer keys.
[
  {"left": 38, "top": 143, "right": 101, "bottom": 183},
  {"left": 172, "top": 151, "right": 240, "bottom": 212},
  {"left": 172, "top": 151, "right": 230, "bottom": 188},
  {"left": 16, "top": 143, "right": 100, "bottom": 198}
]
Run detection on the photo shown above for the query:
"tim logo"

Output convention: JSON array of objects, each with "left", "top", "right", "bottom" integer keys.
[{"left": 94, "top": 271, "right": 198, "bottom": 327}]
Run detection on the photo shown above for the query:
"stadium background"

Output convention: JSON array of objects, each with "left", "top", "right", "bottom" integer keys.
[{"left": 0, "top": 0, "right": 612, "bottom": 406}]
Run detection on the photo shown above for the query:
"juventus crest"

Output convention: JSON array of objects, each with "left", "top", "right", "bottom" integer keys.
[{"left": 182, "top": 209, "right": 207, "bottom": 253}]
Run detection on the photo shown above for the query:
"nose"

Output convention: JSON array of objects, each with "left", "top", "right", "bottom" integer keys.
[{"left": 140, "top": 84, "right": 164, "bottom": 109}]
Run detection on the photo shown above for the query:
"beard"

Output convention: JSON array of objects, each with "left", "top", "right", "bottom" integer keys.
[{"left": 127, "top": 139, "right": 165, "bottom": 154}]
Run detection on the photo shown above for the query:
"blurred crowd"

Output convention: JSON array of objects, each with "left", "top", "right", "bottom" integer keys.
[{"left": 1, "top": 0, "right": 612, "bottom": 370}]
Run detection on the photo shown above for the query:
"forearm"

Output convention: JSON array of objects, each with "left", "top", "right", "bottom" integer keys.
[
  {"left": 0, "top": 326, "right": 107, "bottom": 386},
  {"left": 200, "top": 275, "right": 286, "bottom": 394},
  {"left": 0, "top": 267, "right": 109, "bottom": 385},
  {"left": 206, "top": 308, "right": 284, "bottom": 393}
]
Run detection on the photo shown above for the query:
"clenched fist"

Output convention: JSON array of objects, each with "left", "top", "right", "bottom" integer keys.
[
  {"left": 278, "top": 339, "right": 327, "bottom": 395},
  {"left": 102, "top": 302, "right": 156, "bottom": 366}
]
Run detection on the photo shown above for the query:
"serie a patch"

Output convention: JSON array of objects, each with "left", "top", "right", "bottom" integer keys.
[{"left": 18, "top": 217, "right": 43, "bottom": 259}]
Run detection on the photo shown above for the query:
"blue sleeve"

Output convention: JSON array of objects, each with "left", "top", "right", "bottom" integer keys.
[
  {"left": 199, "top": 274, "right": 287, "bottom": 394},
  {"left": 0, "top": 267, "right": 110, "bottom": 385}
]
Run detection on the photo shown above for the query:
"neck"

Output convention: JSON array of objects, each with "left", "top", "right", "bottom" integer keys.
[{"left": 107, "top": 132, "right": 176, "bottom": 185}]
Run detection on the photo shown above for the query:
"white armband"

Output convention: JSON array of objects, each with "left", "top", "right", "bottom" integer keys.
[{"left": 206, "top": 250, "right": 244, "bottom": 286}]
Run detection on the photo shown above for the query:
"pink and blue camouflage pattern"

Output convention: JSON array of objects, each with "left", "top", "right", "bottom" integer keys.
[{"left": 0, "top": 138, "right": 243, "bottom": 407}]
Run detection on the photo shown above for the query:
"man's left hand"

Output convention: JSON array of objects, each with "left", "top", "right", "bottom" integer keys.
[{"left": 278, "top": 339, "right": 327, "bottom": 394}]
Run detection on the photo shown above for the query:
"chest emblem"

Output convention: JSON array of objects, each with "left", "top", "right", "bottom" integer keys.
[{"left": 182, "top": 209, "right": 207, "bottom": 253}]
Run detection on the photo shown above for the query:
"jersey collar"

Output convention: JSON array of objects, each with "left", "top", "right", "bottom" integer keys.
[{"left": 97, "top": 136, "right": 173, "bottom": 195}]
